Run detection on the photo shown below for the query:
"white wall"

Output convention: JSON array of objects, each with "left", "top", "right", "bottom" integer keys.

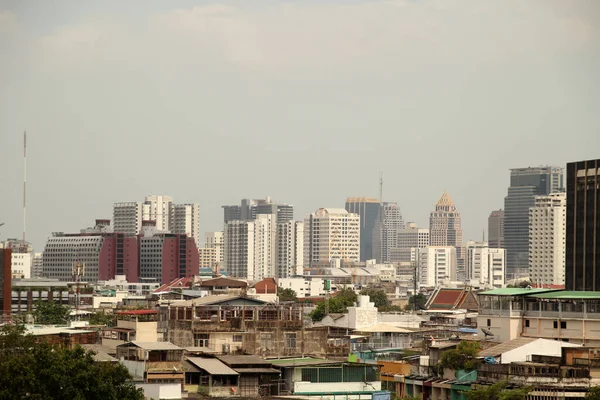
[
  {"left": 135, "top": 383, "right": 182, "bottom": 400},
  {"left": 11, "top": 252, "right": 32, "bottom": 279},
  {"left": 294, "top": 381, "right": 381, "bottom": 395},
  {"left": 500, "top": 338, "right": 580, "bottom": 364}
]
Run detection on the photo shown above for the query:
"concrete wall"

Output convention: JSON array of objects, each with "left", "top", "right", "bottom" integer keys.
[
  {"left": 477, "top": 315, "right": 521, "bottom": 342},
  {"left": 135, "top": 383, "right": 181, "bottom": 400},
  {"left": 501, "top": 339, "right": 579, "bottom": 364},
  {"left": 294, "top": 381, "right": 382, "bottom": 394}
]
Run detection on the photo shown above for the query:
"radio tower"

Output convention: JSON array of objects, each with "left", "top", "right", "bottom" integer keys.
[{"left": 22, "top": 131, "right": 27, "bottom": 251}]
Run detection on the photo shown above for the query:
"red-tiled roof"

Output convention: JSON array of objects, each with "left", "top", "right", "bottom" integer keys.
[
  {"left": 253, "top": 278, "right": 277, "bottom": 294},
  {"left": 429, "top": 288, "right": 464, "bottom": 309},
  {"left": 154, "top": 277, "right": 194, "bottom": 293},
  {"left": 116, "top": 310, "right": 158, "bottom": 315}
]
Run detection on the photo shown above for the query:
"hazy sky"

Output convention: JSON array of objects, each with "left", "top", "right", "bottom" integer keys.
[{"left": 1, "top": 0, "right": 599, "bottom": 251}]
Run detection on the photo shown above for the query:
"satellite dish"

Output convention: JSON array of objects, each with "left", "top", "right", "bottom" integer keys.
[{"left": 481, "top": 328, "right": 494, "bottom": 337}]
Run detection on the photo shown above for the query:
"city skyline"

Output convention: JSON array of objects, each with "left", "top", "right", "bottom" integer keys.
[{"left": 1, "top": 1, "right": 599, "bottom": 253}]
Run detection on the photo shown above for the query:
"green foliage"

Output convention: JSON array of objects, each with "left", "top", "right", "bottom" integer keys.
[
  {"left": 359, "top": 289, "right": 390, "bottom": 309},
  {"left": 33, "top": 300, "right": 71, "bottom": 325},
  {"left": 585, "top": 386, "right": 600, "bottom": 400},
  {"left": 89, "top": 310, "right": 117, "bottom": 327},
  {"left": 439, "top": 341, "right": 482, "bottom": 371},
  {"left": 309, "top": 288, "right": 358, "bottom": 321},
  {"left": 465, "top": 381, "right": 532, "bottom": 400},
  {"left": 405, "top": 293, "right": 427, "bottom": 311},
  {"left": 0, "top": 324, "right": 145, "bottom": 400},
  {"left": 277, "top": 286, "right": 298, "bottom": 302}
]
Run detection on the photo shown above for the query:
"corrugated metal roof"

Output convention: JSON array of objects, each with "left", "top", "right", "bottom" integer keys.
[
  {"left": 355, "top": 323, "right": 413, "bottom": 333},
  {"left": 528, "top": 291, "right": 600, "bottom": 299},
  {"left": 123, "top": 341, "right": 183, "bottom": 350},
  {"left": 187, "top": 357, "right": 239, "bottom": 375},
  {"left": 218, "top": 355, "right": 272, "bottom": 366},
  {"left": 478, "top": 337, "right": 538, "bottom": 357},
  {"left": 234, "top": 368, "right": 281, "bottom": 374},
  {"left": 173, "top": 295, "right": 266, "bottom": 307},
  {"left": 478, "top": 288, "right": 557, "bottom": 296}
]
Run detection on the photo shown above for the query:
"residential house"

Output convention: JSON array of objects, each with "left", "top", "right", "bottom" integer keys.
[
  {"left": 101, "top": 310, "right": 158, "bottom": 351},
  {"left": 117, "top": 341, "right": 185, "bottom": 386}
]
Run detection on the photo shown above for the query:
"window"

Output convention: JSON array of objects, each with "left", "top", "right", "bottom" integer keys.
[
  {"left": 260, "top": 333, "right": 272, "bottom": 350},
  {"left": 233, "top": 335, "right": 243, "bottom": 343},
  {"left": 561, "top": 321, "right": 567, "bottom": 329},
  {"left": 194, "top": 334, "right": 209, "bottom": 347},
  {"left": 487, "top": 319, "right": 491, "bottom": 327},
  {"left": 285, "top": 333, "right": 297, "bottom": 349},
  {"left": 525, "top": 319, "right": 530, "bottom": 328},
  {"left": 553, "top": 321, "right": 558, "bottom": 329}
]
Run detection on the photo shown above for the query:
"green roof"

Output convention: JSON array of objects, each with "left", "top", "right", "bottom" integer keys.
[
  {"left": 528, "top": 291, "right": 600, "bottom": 299},
  {"left": 478, "top": 288, "right": 558, "bottom": 296}
]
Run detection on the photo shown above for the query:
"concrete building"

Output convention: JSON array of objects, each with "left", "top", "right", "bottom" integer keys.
[
  {"left": 529, "top": 192, "right": 566, "bottom": 286},
  {"left": 142, "top": 194, "right": 173, "bottom": 232},
  {"left": 372, "top": 202, "right": 403, "bottom": 263},
  {"left": 276, "top": 221, "right": 304, "bottom": 278},
  {"left": 566, "top": 159, "right": 600, "bottom": 291},
  {"left": 345, "top": 197, "right": 380, "bottom": 261},
  {"left": 504, "top": 166, "right": 564, "bottom": 279},
  {"left": 418, "top": 246, "right": 457, "bottom": 287},
  {"left": 170, "top": 203, "right": 200, "bottom": 247},
  {"left": 198, "top": 248, "right": 217, "bottom": 268},
  {"left": 429, "top": 192, "right": 464, "bottom": 279},
  {"left": 392, "top": 223, "right": 429, "bottom": 263},
  {"left": 488, "top": 209, "right": 505, "bottom": 249},
  {"left": 113, "top": 202, "right": 143, "bottom": 235},
  {"left": 277, "top": 276, "right": 325, "bottom": 298},
  {"left": 253, "top": 214, "right": 276, "bottom": 281},
  {"left": 31, "top": 252, "right": 43, "bottom": 278},
  {"left": 11, "top": 251, "right": 32, "bottom": 279},
  {"left": 465, "top": 241, "right": 505, "bottom": 288},
  {"left": 223, "top": 221, "right": 255, "bottom": 279},
  {"left": 138, "top": 232, "right": 199, "bottom": 284},
  {"left": 222, "top": 197, "right": 293, "bottom": 223},
  {"left": 1, "top": 248, "right": 11, "bottom": 318},
  {"left": 205, "top": 231, "right": 224, "bottom": 266},
  {"left": 303, "top": 208, "right": 360, "bottom": 269}
]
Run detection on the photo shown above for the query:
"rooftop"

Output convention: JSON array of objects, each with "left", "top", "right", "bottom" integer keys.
[
  {"left": 116, "top": 310, "right": 157, "bottom": 315},
  {"left": 218, "top": 355, "right": 272, "bottom": 366},
  {"left": 355, "top": 323, "right": 413, "bottom": 334},
  {"left": 173, "top": 294, "right": 266, "bottom": 307},
  {"left": 187, "top": 357, "right": 238, "bottom": 375},
  {"left": 269, "top": 357, "right": 342, "bottom": 367},
  {"left": 478, "top": 337, "right": 538, "bottom": 357},
  {"left": 120, "top": 341, "right": 183, "bottom": 351},
  {"left": 478, "top": 288, "right": 558, "bottom": 296},
  {"left": 527, "top": 291, "right": 600, "bottom": 300}
]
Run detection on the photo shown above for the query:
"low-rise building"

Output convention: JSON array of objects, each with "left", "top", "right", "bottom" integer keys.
[
  {"left": 117, "top": 341, "right": 185, "bottom": 386},
  {"left": 101, "top": 310, "right": 158, "bottom": 351}
]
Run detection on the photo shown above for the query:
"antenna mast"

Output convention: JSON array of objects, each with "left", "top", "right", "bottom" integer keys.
[{"left": 23, "top": 131, "right": 27, "bottom": 248}]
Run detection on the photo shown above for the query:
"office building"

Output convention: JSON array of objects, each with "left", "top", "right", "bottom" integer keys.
[
  {"left": 113, "top": 202, "right": 144, "bottom": 235},
  {"left": 504, "top": 166, "right": 564, "bottom": 278},
  {"left": 205, "top": 231, "right": 224, "bottom": 266},
  {"left": 171, "top": 203, "right": 200, "bottom": 246},
  {"left": 276, "top": 221, "right": 304, "bottom": 278},
  {"left": 372, "top": 202, "right": 403, "bottom": 263},
  {"left": 222, "top": 197, "right": 293, "bottom": 223},
  {"left": 142, "top": 194, "right": 173, "bottom": 232},
  {"left": 418, "top": 246, "right": 457, "bottom": 287},
  {"left": 255, "top": 202, "right": 294, "bottom": 222},
  {"left": 488, "top": 209, "right": 505, "bottom": 249},
  {"left": 345, "top": 197, "right": 380, "bottom": 261},
  {"left": 429, "top": 191, "right": 464, "bottom": 279},
  {"left": 391, "top": 222, "right": 429, "bottom": 263},
  {"left": 465, "top": 241, "right": 505, "bottom": 289},
  {"left": 529, "top": 193, "right": 566, "bottom": 286},
  {"left": 566, "top": 159, "right": 600, "bottom": 291},
  {"left": 138, "top": 232, "right": 199, "bottom": 284},
  {"left": 223, "top": 220, "right": 255, "bottom": 279},
  {"left": 304, "top": 208, "right": 360, "bottom": 269}
]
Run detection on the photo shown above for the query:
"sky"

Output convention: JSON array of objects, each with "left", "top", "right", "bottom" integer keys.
[{"left": 0, "top": 0, "right": 599, "bottom": 252}]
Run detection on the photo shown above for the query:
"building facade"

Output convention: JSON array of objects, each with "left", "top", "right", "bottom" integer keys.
[
  {"left": 205, "top": 231, "right": 224, "bottom": 266},
  {"left": 418, "top": 246, "right": 457, "bottom": 287},
  {"left": 392, "top": 222, "right": 429, "bottom": 263},
  {"left": 142, "top": 194, "right": 174, "bottom": 232},
  {"left": 170, "top": 203, "right": 200, "bottom": 247},
  {"left": 372, "top": 202, "right": 403, "bottom": 263},
  {"left": 113, "top": 202, "right": 144, "bottom": 235},
  {"left": 0, "top": 248, "right": 11, "bottom": 317},
  {"left": 345, "top": 197, "right": 380, "bottom": 262},
  {"left": 465, "top": 241, "right": 505, "bottom": 288},
  {"left": 488, "top": 209, "right": 505, "bottom": 249},
  {"left": 429, "top": 192, "right": 464, "bottom": 279},
  {"left": 138, "top": 233, "right": 199, "bottom": 284},
  {"left": 276, "top": 221, "right": 304, "bottom": 278},
  {"left": 253, "top": 214, "right": 277, "bottom": 281},
  {"left": 529, "top": 192, "right": 566, "bottom": 286},
  {"left": 223, "top": 221, "right": 255, "bottom": 279},
  {"left": 566, "top": 159, "right": 600, "bottom": 291},
  {"left": 504, "top": 166, "right": 564, "bottom": 279},
  {"left": 304, "top": 208, "right": 360, "bottom": 269},
  {"left": 222, "top": 197, "right": 293, "bottom": 223}
]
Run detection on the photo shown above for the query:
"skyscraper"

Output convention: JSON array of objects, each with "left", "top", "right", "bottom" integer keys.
[
  {"left": 205, "top": 231, "right": 224, "bottom": 266},
  {"left": 223, "top": 220, "right": 255, "bottom": 279},
  {"left": 429, "top": 192, "right": 464, "bottom": 279},
  {"left": 304, "top": 208, "right": 360, "bottom": 269},
  {"left": 529, "top": 193, "right": 566, "bottom": 286},
  {"left": 276, "top": 221, "right": 304, "bottom": 278},
  {"left": 372, "top": 202, "right": 403, "bottom": 263},
  {"left": 488, "top": 210, "right": 505, "bottom": 249},
  {"left": 171, "top": 203, "right": 201, "bottom": 247},
  {"left": 566, "top": 159, "right": 600, "bottom": 291},
  {"left": 222, "top": 197, "right": 293, "bottom": 223},
  {"left": 143, "top": 195, "right": 173, "bottom": 232},
  {"left": 504, "top": 166, "right": 564, "bottom": 278},
  {"left": 113, "top": 202, "right": 143, "bottom": 235},
  {"left": 345, "top": 197, "right": 380, "bottom": 261}
]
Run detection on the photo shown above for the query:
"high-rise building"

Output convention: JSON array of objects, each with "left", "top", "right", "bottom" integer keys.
[
  {"left": 198, "top": 247, "right": 217, "bottom": 268},
  {"left": 304, "top": 208, "right": 360, "bottom": 269},
  {"left": 372, "top": 202, "right": 403, "bottom": 263},
  {"left": 0, "top": 248, "right": 11, "bottom": 318},
  {"left": 31, "top": 252, "right": 43, "bottom": 278},
  {"left": 253, "top": 214, "right": 277, "bottom": 281},
  {"left": 345, "top": 197, "right": 380, "bottom": 261},
  {"left": 429, "top": 192, "right": 464, "bottom": 279},
  {"left": 223, "top": 221, "right": 255, "bottom": 279},
  {"left": 113, "top": 202, "right": 143, "bottom": 235},
  {"left": 139, "top": 232, "right": 199, "bottom": 284},
  {"left": 529, "top": 193, "right": 566, "bottom": 286},
  {"left": 418, "top": 246, "right": 457, "bottom": 287},
  {"left": 205, "top": 231, "right": 224, "bottom": 266},
  {"left": 391, "top": 222, "right": 429, "bottom": 263},
  {"left": 171, "top": 203, "right": 200, "bottom": 246},
  {"left": 504, "top": 166, "right": 564, "bottom": 279},
  {"left": 465, "top": 241, "right": 505, "bottom": 289},
  {"left": 222, "top": 197, "right": 293, "bottom": 223},
  {"left": 222, "top": 205, "right": 242, "bottom": 223},
  {"left": 1, "top": 239, "right": 34, "bottom": 279},
  {"left": 142, "top": 195, "right": 174, "bottom": 232},
  {"left": 566, "top": 159, "right": 600, "bottom": 291},
  {"left": 255, "top": 202, "right": 294, "bottom": 223},
  {"left": 488, "top": 210, "right": 505, "bottom": 249},
  {"left": 276, "top": 221, "right": 304, "bottom": 278}
]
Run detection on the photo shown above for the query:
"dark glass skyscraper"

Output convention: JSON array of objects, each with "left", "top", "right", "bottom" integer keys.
[
  {"left": 345, "top": 197, "right": 380, "bottom": 261},
  {"left": 488, "top": 209, "right": 505, "bottom": 249},
  {"left": 504, "top": 166, "right": 564, "bottom": 278},
  {"left": 566, "top": 159, "right": 600, "bottom": 291}
]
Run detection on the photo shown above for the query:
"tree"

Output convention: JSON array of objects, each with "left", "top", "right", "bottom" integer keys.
[
  {"left": 359, "top": 289, "right": 390, "bottom": 309},
  {"left": 0, "top": 324, "right": 144, "bottom": 400},
  {"left": 89, "top": 310, "right": 117, "bottom": 327},
  {"left": 585, "top": 386, "right": 600, "bottom": 400},
  {"left": 309, "top": 288, "right": 357, "bottom": 321},
  {"left": 439, "top": 341, "right": 482, "bottom": 371},
  {"left": 465, "top": 381, "right": 531, "bottom": 400},
  {"left": 277, "top": 287, "right": 298, "bottom": 302},
  {"left": 33, "top": 300, "right": 71, "bottom": 325},
  {"left": 405, "top": 293, "right": 427, "bottom": 311}
]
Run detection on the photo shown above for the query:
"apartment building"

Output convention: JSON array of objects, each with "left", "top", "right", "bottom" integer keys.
[
  {"left": 465, "top": 241, "right": 505, "bottom": 288},
  {"left": 276, "top": 220, "right": 304, "bottom": 278},
  {"left": 418, "top": 246, "right": 457, "bottom": 287}
]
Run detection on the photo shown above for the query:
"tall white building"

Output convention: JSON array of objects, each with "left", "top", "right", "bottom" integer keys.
[
  {"left": 113, "top": 202, "right": 143, "bottom": 235},
  {"left": 223, "top": 221, "right": 255, "bottom": 280},
  {"left": 205, "top": 231, "right": 224, "bottom": 266},
  {"left": 142, "top": 195, "right": 173, "bottom": 232},
  {"left": 429, "top": 192, "right": 464, "bottom": 280},
  {"left": 372, "top": 202, "right": 403, "bottom": 263},
  {"left": 171, "top": 203, "right": 200, "bottom": 246},
  {"left": 465, "top": 241, "right": 505, "bottom": 288},
  {"left": 418, "top": 246, "right": 457, "bottom": 287},
  {"left": 32, "top": 252, "right": 43, "bottom": 278},
  {"left": 277, "top": 221, "right": 304, "bottom": 278},
  {"left": 253, "top": 214, "right": 277, "bottom": 281},
  {"left": 529, "top": 192, "right": 566, "bottom": 286},
  {"left": 303, "top": 208, "right": 360, "bottom": 269}
]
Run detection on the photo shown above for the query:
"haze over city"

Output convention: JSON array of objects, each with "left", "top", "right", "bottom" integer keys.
[{"left": 1, "top": 0, "right": 599, "bottom": 251}]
